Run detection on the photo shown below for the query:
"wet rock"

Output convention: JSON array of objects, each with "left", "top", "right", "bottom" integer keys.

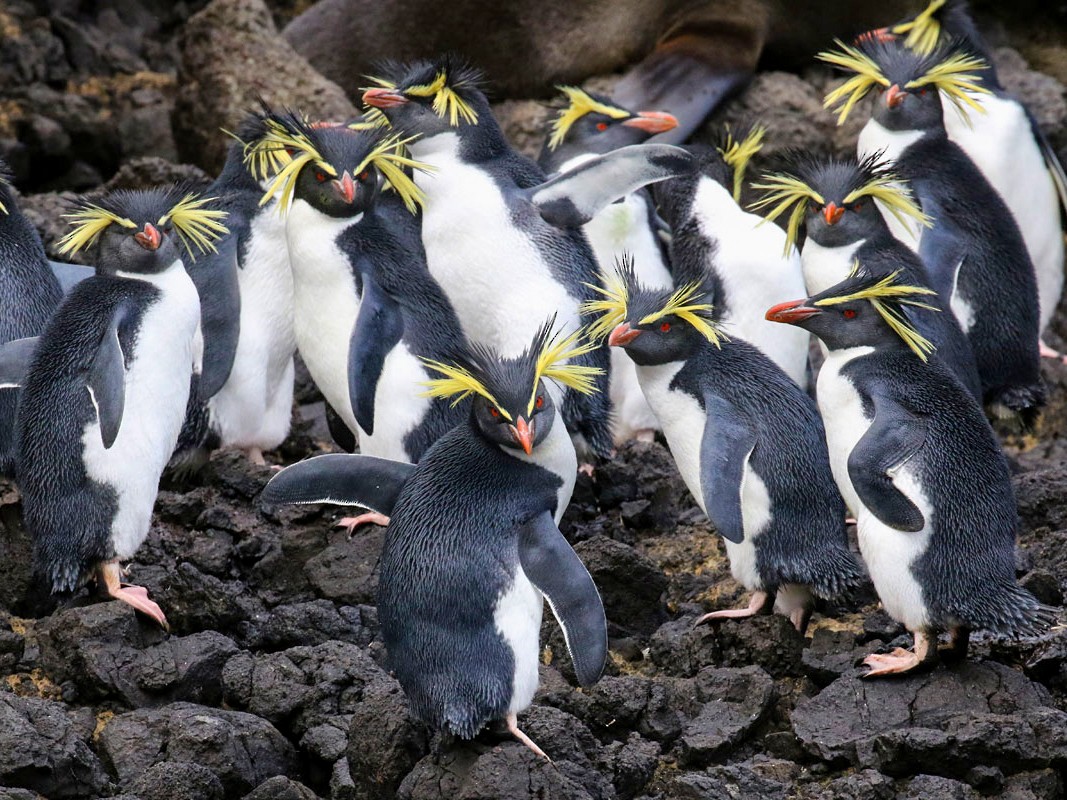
[
  {"left": 98, "top": 702, "right": 297, "bottom": 796},
  {"left": 675, "top": 666, "right": 776, "bottom": 767},
  {"left": 304, "top": 527, "right": 385, "bottom": 605},
  {"left": 174, "top": 0, "right": 357, "bottom": 174},
  {"left": 156, "top": 561, "right": 257, "bottom": 635},
  {"left": 347, "top": 675, "right": 430, "bottom": 800},
  {"left": 243, "top": 775, "right": 321, "bottom": 800},
  {"left": 128, "top": 761, "right": 225, "bottom": 800},
  {"left": 574, "top": 536, "right": 667, "bottom": 636},
  {"left": 0, "top": 693, "right": 108, "bottom": 798},
  {"left": 594, "top": 440, "right": 690, "bottom": 533}
]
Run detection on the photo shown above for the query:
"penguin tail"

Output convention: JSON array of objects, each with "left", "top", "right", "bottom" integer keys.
[
  {"left": 803, "top": 548, "right": 868, "bottom": 601},
  {"left": 958, "top": 581, "right": 1058, "bottom": 639},
  {"left": 987, "top": 382, "right": 1046, "bottom": 432}
]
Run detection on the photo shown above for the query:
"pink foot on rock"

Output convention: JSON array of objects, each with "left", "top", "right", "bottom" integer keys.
[{"left": 335, "top": 511, "right": 391, "bottom": 535}]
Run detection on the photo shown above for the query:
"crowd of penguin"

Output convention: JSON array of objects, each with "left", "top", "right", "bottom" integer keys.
[{"left": 0, "top": 0, "right": 1063, "bottom": 761}]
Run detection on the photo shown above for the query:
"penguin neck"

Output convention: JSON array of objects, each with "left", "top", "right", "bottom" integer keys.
[
  {"left": 409, "top": 121, "right": 509, "bottom": 166},
  {"left": 691, "top": 174, "right": 743, "bottom": 226},
  {"left": 801, "top": 237, "right": 865, "bottom": 296},
  {"left": 859, "top": 118, "right": 929, "bottom": 164},
  {"left": 216, "top": 144, "right": 261, "bottom": 194},
  {"left": 115, "top": 257, "right": 187, "bottom": 287}
]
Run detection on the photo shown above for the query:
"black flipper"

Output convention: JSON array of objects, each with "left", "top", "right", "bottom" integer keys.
[
  {"left": 698, "top": 393, "right": 756, "bottom": 545},
  {"left": 0, "top": 337, "right": 40, "bottom": 388},
  {"left": 915, "top": 198, "right": 967, "bottom": 303},
  {"left": 518, "top": 511, "right": 607, "bottom": 687},
  {"left": 325, "top": 401, "right": 357, "bottom": 452},
  {"left": 88, "top": 308, "right": 128, "bottom": 449},
  {"left": 847, "top": 398, "right": 927, "bottom": 533},
  {"left": 1026, "top": 107, "right": 1067, "bottom": 222},
  {"left": 348, "top": 273, "right": 404, "bottom": 435},
  {"left": 48, "top": 260, "right": 94, "bottom": 295},
  {"left": 528, "top": 144, "right": 693, "bottom": 227},
  {"left": 261, "top": 452, "right": 414, "bottom": 512},
  {"left": 190, "top": 235, "right": 241, "bottom": 399}
]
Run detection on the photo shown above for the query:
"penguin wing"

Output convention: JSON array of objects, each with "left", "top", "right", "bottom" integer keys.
[
  {"left": 48, "top": 260, "right": 94, "bottom": 295},
  {"left": 88, "top": 307, "right": 128, "bottom": 449},
  {"left": 518, "top": 511, "right": 607, "bottom": 687},
  {"left": 847, "top": 397, "right": 926, "bottom": 533},
  {"left": 191, "top": 236, "right": 241, "bottom": 400},
  {"left": 260, "top": 453, "right": 414, "bottom": 513},
  {"left": 0, "top": 337, "right": 40, "bottom": 389},
  {"left": 348, "top": 273, "right": 404, "bottom": 436},
  {"left": 325, "top": 401, "right": 357, "bottom": 453},
  {"left": 1026, "top": 107, "right": 1067, "bottom": 221},
  {"left": 915, "top": 199, "right": 967, "bottom": 300},
  {"left": 698, "top": 394, "right": 756, "bottom": 544},
  {"left": 525, "top": 144, "right": 694, "bottom": 228}
]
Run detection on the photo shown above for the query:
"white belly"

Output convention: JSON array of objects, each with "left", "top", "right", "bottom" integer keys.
[
  {"left": 857, "top": 120, "right": 924, "bottom": 252},
  {"left": 494, "top": 567, "right": 544, "bottom": 714},
  {"left": 83, "top": 262, "right": 200, "bottom": 558},
  {"left": 356, "top": 342, "right": 432, "bottom": 463},
  {"left": 210, "top": 208, "right": 296, "bottom": 450},
  {"left": 815, "top": 346, "right": 875, "bottom": 516},
  {"left": 286, "top": 200, "right": 362, "bottom": 433}
]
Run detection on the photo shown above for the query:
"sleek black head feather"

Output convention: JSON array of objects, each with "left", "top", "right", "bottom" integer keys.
[{"left": 363, "top": 55, "right": 487, "bottom": 132}]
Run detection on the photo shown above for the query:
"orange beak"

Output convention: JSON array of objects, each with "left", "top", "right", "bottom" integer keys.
[
  {"left": 362, "top": 87, "right": 409, "bottom": 108},
  {"left": 510, "top": 416, "right": 534, "bottom": 455},
  {"left": 765, "top": 299, "right": 823, "bottom": 324},
  {"left": 622, "top": 111, "right": 678, "bottom": 135},
  {"left": 608, "top": 322, "right": 642, "bottom": 347},
  {"left": 886, "top": 84, "right": 907, "bottom": 109},
  {"left": 134, "top": 222, "right": 161, "bottom": 251},
  {"left": 857, "top": 26, "right": 895, "bottom": 44},
  {"left": 823, "top": 202, "right": 844, "bottom": 225},
  {"left": 334, "top": 171, "right": 356, "bottom": 204}
]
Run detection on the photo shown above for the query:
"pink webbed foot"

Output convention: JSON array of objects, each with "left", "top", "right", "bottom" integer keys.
[
  {"left": 507, "top": 713, "right": 551, "bottom": 761},
  {"left": 99, "top": 562, "right": 168, "bottom": 630},
  {"left": 695, "top": 591, "right": 771, "bottom": 626},
  {"left": 1039, "top": 338, "right": 1067, "bottom": 364},
  {"left": 335, "top": 511, "right": 391, "bottom": 536},
  {"left": 863, "top": 632, "right": 935, "bottom": 678}
]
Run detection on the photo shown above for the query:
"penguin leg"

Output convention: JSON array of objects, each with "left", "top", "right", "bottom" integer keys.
[
  {"left": 335, "top": 511, "right": 391, "bottom": 535},
  {"left": 789, "top": 605, "right": 813, "bottom": 635},
  {"left": 862, "top": 631, "right": 937, "bottom": 678},
  {"left": 246, "top": 447, "right": 266, "bottom": 466},
  {"left": 99, "top": 562, "right": 169, "bottom": 631},
  {"left": 633, "top": 429, "right": 657, "bottom": 444},
  {"left": 938, "top": 626, "right": 971, "bottom": 664},
  {"left": 506, "top": 713, "right": 551, "bottom": 762},
  {"left": 695, "top": 590, "right": 771, "bottom": 626},
  {"left": 1039, "top": 339, "right": 1067, "bottom": 364}
]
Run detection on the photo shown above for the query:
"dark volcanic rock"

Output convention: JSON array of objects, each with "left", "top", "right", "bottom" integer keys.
[
  {"left": 896, "top": 774, "right": 980, "bottom": 799},
  {"left": 793, "top": 769, "right": 895, "bottom": 800},
  {"left": 675, "top": 666, "right": 777, "bottom": 767},
  {"left": 0, "top": 693, "right": 108, "bottom": 798},
  {"left": 574, "top": 536, "right": 667, "bottom": 635},
  {"left": 651, "top": 614, "right": 806, "bottom": 678},
  {"left": 304, "top": 527, "right": 385, "bottom": 605},
  {"left": 237, "top": 600, "right": 374, "bottom": 651},
  {"left": 243, "top": 775, "right": 321, "bottom": 799},
  {"left": 99, "top": 701, "right": 297, "bottom": 795},
  {"left": 128, "top": 761, "right": 225, "bottom": 800},
  {"left": 347, "top": 675, "right": 430, "bottom": 800}
]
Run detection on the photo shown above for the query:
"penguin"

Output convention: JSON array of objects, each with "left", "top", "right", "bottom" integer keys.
[
  {"left": 7, "top": 187, "right": 227, "bottom": 628},
  {"left": 819, "top": 38, "right": 1044, "bottom": 425},
  {"left": 585, "top": 256, "right": 863, "bottom": 631},
  {"left": 361, "top": 55, "right": 694, "bottom": 460},
  {"left": 650, "top": 129, "right": 810, "bottom": 388},
  {"left": 751, "top": 151, "right": 981, "bottom": 399},
  {"left": 538, "top": 86, "right": 678, "bottom": 443},
  {"left": 242, "top": 108, "right": 432, "bottom": 453},
  {"left": 862, "top": 0, "right": 1066, "bottom": 359},
  {"left": 0, "top": 159, "right": 63, "bottom": 476},
  {"left": 260, "top": 324, "right": 607, "bottom": 756},
  {"left": 767, "top": 270, "right": 1054, "bottom": 675}
]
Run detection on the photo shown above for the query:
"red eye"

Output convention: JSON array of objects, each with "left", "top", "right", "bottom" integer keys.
[
  {"left": 358, "top": 170, "right": 369, "bottom": 181},
  {"left": 489, "top": 407, "right": 500, "bottom": 418},
  {"left": 535, "top": 395, "right": 544, "bottom": 409},
  {"left": 843, "top": 309, "right": 857, "bottom": 319},
  {"left": 919, "top": 88, "right": 927, "bottom": 96},
  {"left": 314, "top": 170, "right": 326, "bottom": 182},
  {"left": 660, "top": 322, "right": 671, "bottom": 332},
  {"left": 853, "top": 202, "right": 864, "bottom": 211},
  {"left": 596, "top": 122, "right": 608, "bottom": 132}
]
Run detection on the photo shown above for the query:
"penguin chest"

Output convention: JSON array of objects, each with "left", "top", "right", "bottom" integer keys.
[
  {"left": 857, "top": 121, "right": 924, "bottom": 252},
  {"left": 801, "top": 239, "right": 863, "bottom": 296},
  {"left": 286, "top": 202, "right": 362, "bottom": 432},
  {"left": 493, "top": 566, "right": 544, "bottom": 715},
  {"left": 584, "top": 194, "right": 672, "bottom": 289},
  {"left": 83, "top": 265, "right": 200, "bottom": 558},
  {"left": 815, "top": 347, "right": 875, "bottom": 516},
  {"left": 356, "top": 343, "right": 432, "bottom": 463},
  {"left": 417, "top": 138, "right": 580, "bottom": 357}
]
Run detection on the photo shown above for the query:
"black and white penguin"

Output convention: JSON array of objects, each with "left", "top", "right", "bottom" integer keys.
[
  {"left": 767, "top": 271, "right": 1054, "bottom": 675},
  {"left": 585, "top": 257, "right": 863, "bottom": 631},
  {"left": 261, "top": 324, "right": 607, "bottom": 756},
  {"left": 538, "top": 86, "right": 678, "bottom": 443},
  {"left": 10, "top": 187, "right": 227, "bottom": 628},
  {"left": 0, "top": 160, "right": 63, "bottom": 476},
  {"left": 862, "top": 0, "right": 1065, "bottom": 359},
  {"left": 651, "top": 130, "right": 810, "bottom": 388},
  {"left": 361, "top": 56, "right": 694, "bottom": 459},
  {"left": 243, "top": 109, "right": 431, "bottom": 453},
  {"left": 751, "top": 151, "right": 981, "bottom": 399},
  {"left": 820, "top": 38, "right": 1044, "bottom": 425}
]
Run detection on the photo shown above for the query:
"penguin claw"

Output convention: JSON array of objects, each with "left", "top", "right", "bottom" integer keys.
[
  {"left": 335, "top": 512, "right": 391, "bottom": 536},
  {"left": 861, "top": 647, "right": 921, "bottom": 677},
  {"left": 110, "top": 584, "right": 170, "bottom": 632}
]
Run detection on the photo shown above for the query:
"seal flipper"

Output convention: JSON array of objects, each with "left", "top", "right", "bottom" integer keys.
[
  {"left": 88, "top": 308, "right": 128, "bottom": 449},
  {"left": 348, "top": 272, "right": 404, "bottom": 435},
  {"left": 48, "top": 260, "right": 94, "bottom": 295},
  {"left": 518, "top": 511, "right": 607, "bottom": 687},
  {"left": 261, "top": 453, "right": 414, "bottom": 514},
  {"left": 0, "top": 337, "right": 40, "bottom": 389},
  {"left": 698, "top": 393, "right": 756, "bottom": 545},
  {"left": 847, "top": 397, "right": 927, "bottom": 532},
  {"left": 528, "top": 144, "right": 693, "bottom": 227},
  {"left": 190, "top": 234, "right": 241, "bottom": 399}
]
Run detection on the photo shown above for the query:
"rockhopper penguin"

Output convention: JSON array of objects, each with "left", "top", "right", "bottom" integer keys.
[
  {"left": 586, "top": 256, "right": 863, "bottom": 631},
  {"left": 261, "top": 324, "right": 607, "bottom": 757},
  {"left": 768, "top": 270, "right": 1054, "bottom": 676}
]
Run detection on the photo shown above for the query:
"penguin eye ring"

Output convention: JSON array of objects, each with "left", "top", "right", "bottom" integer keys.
[
  {"left": 660, "top": 322, "right": 671, "bottom": 332},
  {"left": 535, "top": 396, "right": 544, "bottom": 409},
  {"left": 489, "top": 407, "right": 500, "bottom": 418},
  {"left": 843, "top": 309, "right": 857, "bottom": 319}
]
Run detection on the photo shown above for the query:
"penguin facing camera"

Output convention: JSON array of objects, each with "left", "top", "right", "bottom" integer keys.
[
  {"left": 768, "top": 270, "right": 1054, "bottom": 676},
  {"left": 261, "top": 323, "right": 607, "bottom": 758},
  {"left": 585, "top": 255, "right": 863, "bottom": 632}
]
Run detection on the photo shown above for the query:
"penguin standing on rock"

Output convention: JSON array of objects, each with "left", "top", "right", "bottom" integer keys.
[
  {"left": 768, "top": 271, "right": 1054, "bottom": 675},
  {"left": 751, "top": 151, "right": 981, "bottom": 399},
  {"left": 361, "top": 55, "right": 694, "bottom": 459},
  {"left": 820, "top": 38, "right": 1044, "bottom": 425},
  {"left": 586, "top": 257, "right": 863, "bottom": 631},
  {"left": 7, "top": 187, "right": 227, "bottom": 628},
  {"left": 261, "top": 324, "right": 607, "bottom": 757}
]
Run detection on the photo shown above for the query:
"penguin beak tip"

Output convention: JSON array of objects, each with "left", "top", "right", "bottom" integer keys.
[
  {"left": 608, "top": 322, "right": 642, "bottom": 347},
  {"left": 765, "top": 300, "right": 821, "bottom": 325},
  {"left": 362, "top": 88, "right": 409, "bottom": 109},
  {"left": 134, "top": 222, "right": 161, "bottom": 251}
]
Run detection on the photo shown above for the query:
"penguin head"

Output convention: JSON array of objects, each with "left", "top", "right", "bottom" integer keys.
[
  {"left": 241, "top": 107, "right": 429, "bottom": 217},
  {"left": 584, "top": 254, "right": 725, "bottom": 367},
  {"left": 56, "top": 186, "right": 229, "bottom": 274},
  {"left": 539, "top": 87, "right": 677, "bottom": 170},
  {"left": 818, "top": 37, "right": 990, "bottom": 133},
  {"left": 422, "top": 321, "right": 601, "bottom": 455},
  {"left": 360, "top": 56, "right": 489, "bottom": 140},
  {"left": 859, "top": 1, "right": 985, "bottom": 64},
  {"left": 766, "top": 268, "right": 937, "bottom": 360},
  {"left": 751, "top": 151, "right": 930, "bottom": 251}
]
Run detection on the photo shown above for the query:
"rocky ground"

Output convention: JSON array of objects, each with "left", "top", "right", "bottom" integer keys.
[{"left": 2, "top": 1, "right": 1067, "bottom": 799}]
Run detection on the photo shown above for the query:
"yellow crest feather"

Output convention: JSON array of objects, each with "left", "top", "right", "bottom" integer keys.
[
  {"left": 419, "top": 359, "right": 509, "bottom": 418},
  {"left": 57, "top": 204, "right": 137, "bottom": 256},
  {"left": 640, "top": 283, "right": 725, "bottom": 346},
  {"left": 842, "top": 172, "right": 933, "bottom": 231},
  {"left": 159, "top": 193, "right": 230, "bottom": 259},
  {"left": 530, "top": 327, "right": 602, "bottom": 414},
  {"left": 547, "top": 86, "right": 630, "bottom": 151},
  {"left": 718, "top": 124, "right": 766, "bottom": 203},
  {"left": 892, "top": 0, "right": 947, "bottom": 56},
  {"left": 749, "top": 174, "right": 824, "bottom": 255},
  {"left": 405, "top": 71, "right": 478, "bottom": 126},
  {"left": 904, "top": 52, "right": 991, "bottom": 120},
  {"left": 818, "top": 40, "right": 891, "bottom": 124},
  {"left": 354, "top": 133, "right": 432, "bottom": 214},
  {"left": 580, "top": 268, "right": 630, "bottom": 341}
]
